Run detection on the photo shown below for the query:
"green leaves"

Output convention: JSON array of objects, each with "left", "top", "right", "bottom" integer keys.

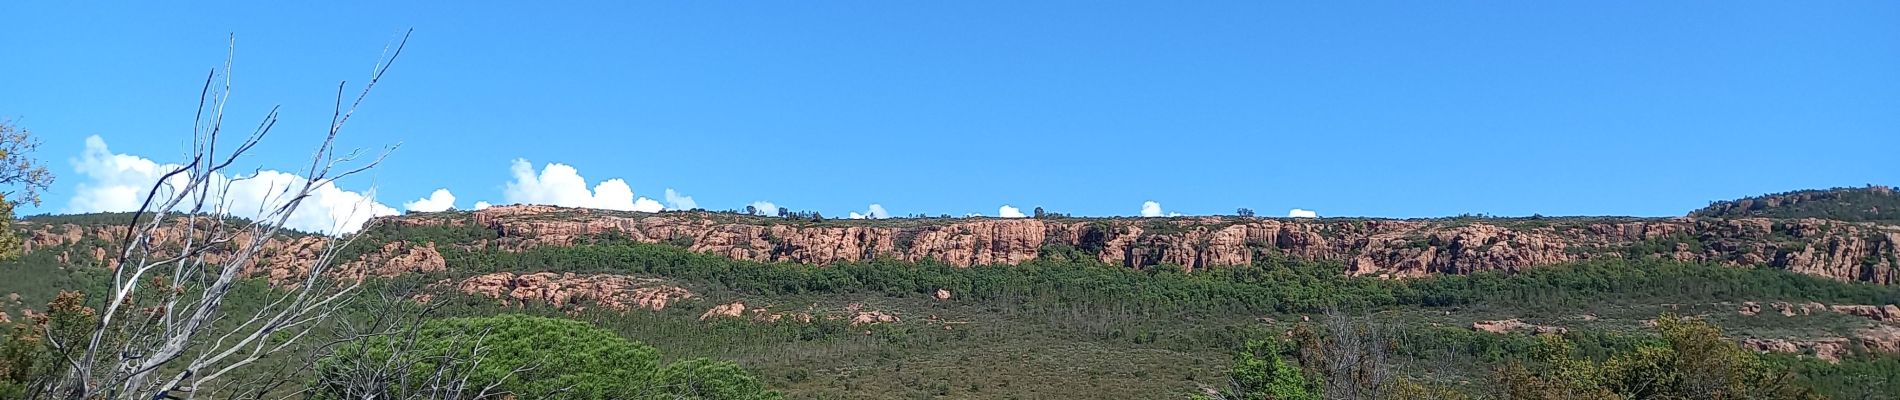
[
  {"left": 1227, "top": 339, "right": 1318, "bottom": 400},
  {"left": 1497, "top": 315, "right": 1823, "bottom": 400},
  {"left": 316, "top": 314, "right": 778, "bottom": 399}
]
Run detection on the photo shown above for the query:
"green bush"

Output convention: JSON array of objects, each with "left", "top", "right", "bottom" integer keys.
[{"left": 316, "top": 314, "right": 778, "bottom": 399}]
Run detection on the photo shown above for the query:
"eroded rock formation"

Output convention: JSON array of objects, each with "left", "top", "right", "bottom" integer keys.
[
  {"left": 1741, "top": 338, "right": 1853, "bottom": 362},
  {"left": 383, "top": 205, "right": 1900, "bottom": 284},
  {"left": 17, "top": 204, "right": 1900, "bottom": 285},
  {"left": 16, "top": 220, "right": 447, "bottom": 286},
  {"left": 457, "top": 272, "right": 693, "bottom": 312}
]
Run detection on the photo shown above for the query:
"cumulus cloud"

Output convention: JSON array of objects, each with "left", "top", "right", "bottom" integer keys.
[
  {"left": 998, "top": 205, "right": 1026, "bottom": 218},
  {"left": 633, "top": 197, "right": 664, "bottom": 213},
  {"left": 748, "top": 201, "right": 779, "bottom": 216},
  {"left": 848, "top": 203, "right": 891, "bottom": 219},
  {"left": 1288, "top": 208, "right": 1319, "bottom": 218},
  {"left": 66, "top": 135, "right": 398, "bottom": 234},
  {"left": 473, "top": 201, "right": 493, "bottom": 210},
  {"left": 403, "top": 189, "right": 456, "bottom": 212},
  {"left": 1140, "top": 201, "right": 1164, "bottom": 217},
  {"left": 503, "top": 159, "right": 663, "bottom": 212},
  {"left": 663, "top": 188, "right": 697, "bottom": 210}
]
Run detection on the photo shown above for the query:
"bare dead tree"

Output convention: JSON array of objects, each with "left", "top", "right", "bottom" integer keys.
[
  {"left": 36, "top": 31, "right": 409, "bottom": 400},
  {"left": 1293, "top": 309, "right": 1394, "bottom": 400}
]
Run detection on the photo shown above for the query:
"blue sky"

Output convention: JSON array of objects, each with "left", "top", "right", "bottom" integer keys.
[{"left": 4, "top": 1, "right": 1897, "bottom": 227}]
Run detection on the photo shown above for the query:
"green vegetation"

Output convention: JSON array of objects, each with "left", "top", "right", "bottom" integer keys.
[
  {"left": 0, "top": 120, "right": 55, "bottom": 262},
  {"left": 1202, "top": 339, "right": 1318, "bottom": 400},
  {"left": 317, "top": 314, "right": 777, "bottom": 399},
  {"left": 1494, "top": 315, "right": 1820, "bottom": 399},
  {"left": 1692, "top": 185, "right": 1900, "bottom": 222}
]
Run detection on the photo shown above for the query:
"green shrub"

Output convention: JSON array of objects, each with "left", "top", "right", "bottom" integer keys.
[{"left": 316, "top": 314, "right": 777, "bottom": 399}]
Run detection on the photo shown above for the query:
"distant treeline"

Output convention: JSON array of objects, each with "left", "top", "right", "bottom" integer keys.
[{"left": 1692, "top": 185, "right": 1899, "bottom": 222}]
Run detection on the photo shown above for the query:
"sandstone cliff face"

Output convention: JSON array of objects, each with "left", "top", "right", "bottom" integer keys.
[
  {"left": 384, "top": 205, "right": 1900, "bottom": 285},
  {"left": 17, "top": 205, "right": 1900, "bottom": 285},
  {"left": 17, "top": 221, "right": 446, "bottom": 285},
  {"left": 458, "top": 272, "right": 693, "bottom": 312}
]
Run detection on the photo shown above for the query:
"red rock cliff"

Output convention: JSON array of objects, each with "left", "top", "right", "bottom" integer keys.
[{"left": 381, "top": 205, "right": 1900, "bottom": 284}]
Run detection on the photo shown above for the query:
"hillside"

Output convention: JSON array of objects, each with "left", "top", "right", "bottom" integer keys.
[
  {"left": 7, "top": 198, "right": 1900, "bottom": 398},
  {"left": 81, "top": 204, "right": 1890, "bottom": 285},
  {"left": 1693, "top": 185, "right": 1900, "bottom": 223}
]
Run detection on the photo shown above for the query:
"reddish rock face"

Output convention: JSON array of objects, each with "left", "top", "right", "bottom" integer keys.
[
  {"left": 16, "top": 220, "right": 445, "bottom": 286},
  {"left": 457, "top": 272, "right": 693, "bottom": 312},
  {"left": 1859, "top": 325, "right": 1900, "bottom": 354},
  {"left": 1731, "top": 301, "right": 1900, "bottom": 360},
  {"left": 1741, "top": 338, "right": 1853, "bottom": 362},
  {"left": 18, "top": 205, "right": 1900, "bottom": 286},
  {"left": 389, "top": 206, "right": 1900, "bottom": 284}
]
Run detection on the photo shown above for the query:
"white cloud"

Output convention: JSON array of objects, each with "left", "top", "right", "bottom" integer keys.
[
  {"left": 1140, "top": 201, "right": 1164, "bottom": 217},
  {"left": 503, "top": 159, "right": 663, "bottom": 212},
  {"left": 1288, "top": 208, "right": 1319, "bottom": 218},
  {"left": 473, "top": 201, "right": 493, "bottom": 210},
  {"left": 997, "top": 205, "right": 1026, "bottom": 218},
  {"left": 633, "top": 197, "right": 664, "bottom": 213},
  {"left": 747, "top": 201, "right": 779, "bottom": 216},
  {"left": 663, "top": 188, "right": 698, "bottom": 210},
  {"left": 66, "top": 135, "right": 398, "bottom": 234},
  {"left": 849, "top": 203, "right": 890, "bottom": 219},
  {"left": 403, "top": 188, "right": 456, "bottom": 212}
]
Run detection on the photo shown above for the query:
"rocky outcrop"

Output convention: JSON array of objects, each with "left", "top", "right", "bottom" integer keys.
[
  {"left": 458, "top": 272, "right": 693, "bottom": 312},
  {"left": 1472, "top": 319, "right": 1566, "bottom": 335},
  {"left": 1741, "top": 338, "right": 1853, "bottom": 362},
  {"left": 1828, "top": 305, "right": 1900, "bottom": 323},
  {"left": 16, "top": 220, "right": 443, "bottom": 286},
  {"left": 697, "top": 301, "right": 895, "bottom": 325},
  {"left": 1738, "top": 302, "right": 1900, "bottom": 323},
  {"left": 697, "top": 302, "right": 817, "bottom": 323},
  {"left": 382, "top": 206, "right": 1900, "bottom": 284},
  {"left": 338, "top": 242, "right": 447, "bottom": 281},
  {"left": 844, "top": 303, "right": 900, "bottom": 325},
  {"left": 1692, "top": 186, "right": 1899, "bottom": 223},
  {"left": 700, "top": 302, "right": 747, "bottom": 320},
  {"left": 1859, "top": 325, "right": 1900, "bottom": 355},
  {"left": 19, "top": 204, "right": 1900, "bottom": 285}
]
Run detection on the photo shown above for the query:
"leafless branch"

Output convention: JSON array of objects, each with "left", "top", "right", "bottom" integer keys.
[{"left": 38, "top": 31, "right": 410, "bottom": 400}]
